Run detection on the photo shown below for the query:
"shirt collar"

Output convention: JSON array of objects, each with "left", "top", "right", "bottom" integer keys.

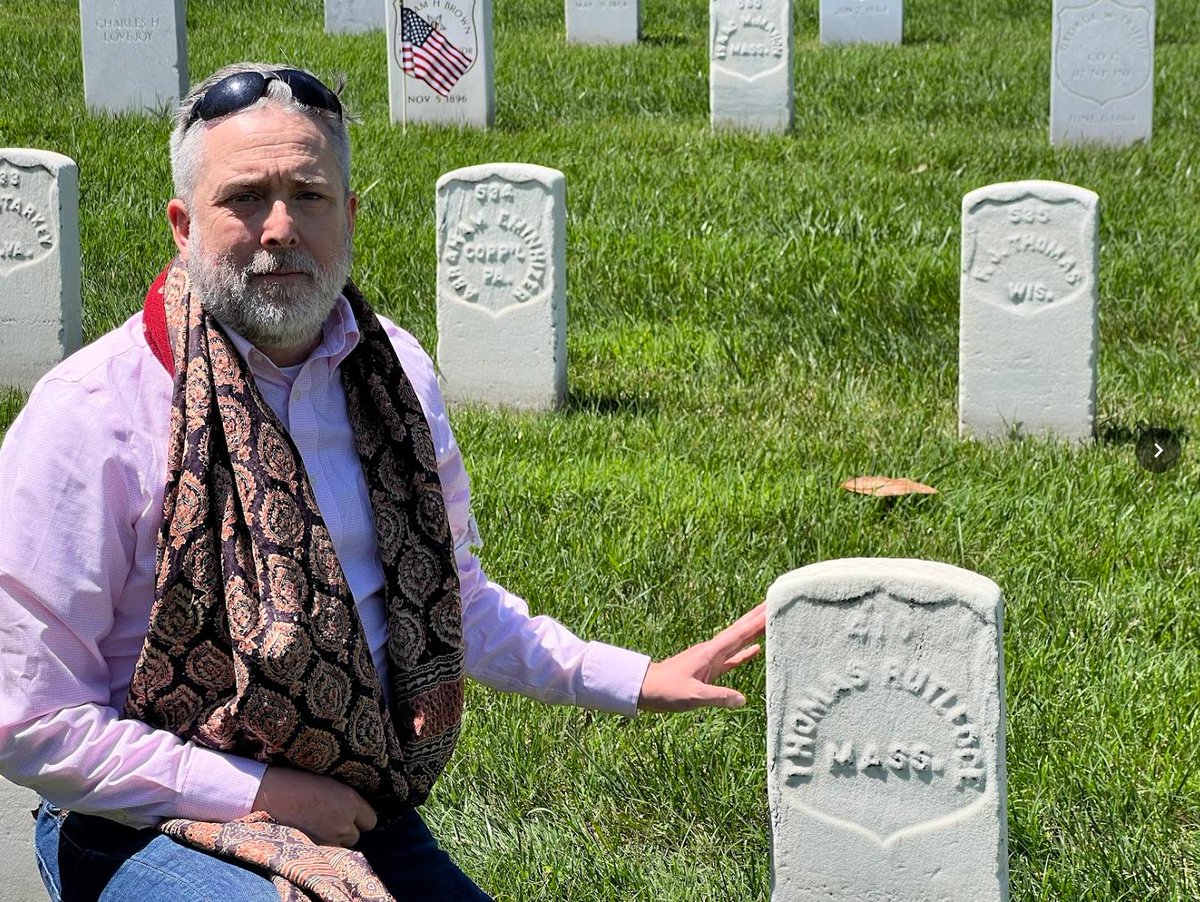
[{"left": 221, "top": 293, "right": 362, "bottom": 381}]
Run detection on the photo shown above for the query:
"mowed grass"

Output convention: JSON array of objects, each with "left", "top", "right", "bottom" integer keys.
[{"left": 2, "top": 0, "right": 1199, "bottom": 898}]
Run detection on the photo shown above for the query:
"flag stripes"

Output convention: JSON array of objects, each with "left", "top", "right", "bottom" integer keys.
[{"left": 401, "top": 7, "right": 472, "bottom": 97}]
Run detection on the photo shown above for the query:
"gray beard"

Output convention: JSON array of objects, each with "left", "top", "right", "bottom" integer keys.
[{"left": 187, "top": 230, "right": 352, "bottom": 350}]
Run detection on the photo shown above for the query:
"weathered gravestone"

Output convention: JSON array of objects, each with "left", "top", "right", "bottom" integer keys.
[
  {"left": 960, "top": 180, "right": 1099, "bottom": 444},
  {"left": 0, "top": 776, "right": 42, "bottom": 900},
  {"left": 1051, "top": 0, "right": 1155, "bottom": 146},
  {"left": 710, "top": 0, "right": 794, "bottom": 133},
  {"left": 767, "top": 559, "right": 1009, "bottom": 902},
  {"left": 0, "top": 150, "right": 82, "bottom": 392},
  {"left": 820, "top": 0, "right": 903, "bottom": 46},
  {"left": 386, "top": 0, "right": 495, "bottom": 127},
  {"left": 326, "top": 0, "right": 386, "bottom": 33},
  {"left": 436, "top": 164, "right": 567, "bottom": 409},
  {"left": 566, "top": 0, "right": 640, "bottom": 45},
  {"left": 79, "top": 0, "right": 187, "bottom": 115}
]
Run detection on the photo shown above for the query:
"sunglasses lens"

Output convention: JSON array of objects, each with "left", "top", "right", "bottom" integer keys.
[
  {"left": 191, "top": 72, "right": 268, "bottom": 123},
  {"left": 187, "top": 70, "right": 341, "bottom": 127},
  {"left": 276, "top": 70, "right": 343, "bottom": 118}
]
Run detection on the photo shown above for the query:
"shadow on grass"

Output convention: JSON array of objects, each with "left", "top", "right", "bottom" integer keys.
[
  {"left": 640, "top": 32, "right": 691, "bottom": 48},
  {"left": 1097, "top": 421, "right": 1190, "bottom": 447},
  {"left": 845, "top": 492, "right": 942, "bottom": 519},
  {"left": 565, "top": 389, "right": 658, "bottom": 417},
  {"left": 899, "top": 28, "right": 959, "bottom": 47}
]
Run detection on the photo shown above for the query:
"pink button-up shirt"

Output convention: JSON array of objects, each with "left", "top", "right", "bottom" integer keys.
[{"left": 0, "top": 297, "right": 650, "bottom": 827}]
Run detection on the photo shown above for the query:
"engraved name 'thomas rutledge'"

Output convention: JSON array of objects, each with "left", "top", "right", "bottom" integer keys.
[{"left": 767, "top": 559, "right": 1008, "bottom": 902}]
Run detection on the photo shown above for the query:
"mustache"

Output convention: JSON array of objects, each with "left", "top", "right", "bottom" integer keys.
[{"left": 243, "top": 249, "right": 320, "bottom": 277}]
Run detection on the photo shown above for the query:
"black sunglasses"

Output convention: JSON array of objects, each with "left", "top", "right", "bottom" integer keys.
[{"left": 185, "top": 69, "right": 343, "bottom": 127}]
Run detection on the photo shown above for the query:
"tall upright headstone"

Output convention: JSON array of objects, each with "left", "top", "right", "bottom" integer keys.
[
  {"left": 0, "top": 150, "right": 82, "bottom": 391},
  {"left": 767, "top": 559, "right": 1008, "bottom": 902},
  {"left": 435, "top": 164, "right": 567, "bottom": 410},
  {"left": 80, "top": 0, "right": 187, "bottom": 115},
  {"left": 1051, "top": 0, "right": 1155, "bottom": 146},
  {"left": 710, "top": 0, "right": 794, "bottom": 133},
  {"left": 820, "top": 0, "right": 903, "bottom": 45},
  {"left": 566, "top": 0, "right": 640, "bottom": 45},
  {"left": 386, "top": 0, "right": 495, "bottom": 127},
  {"left": 326, "top": 0, "right": 386, "bottom": 33},
  {"left": 960, "top": 180, "right": 1099, "bottom": 444}
]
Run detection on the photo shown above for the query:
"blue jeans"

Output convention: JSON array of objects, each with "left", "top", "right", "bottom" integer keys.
[{"left": 35, "top": 800, "right": 493, "bottom": 901}]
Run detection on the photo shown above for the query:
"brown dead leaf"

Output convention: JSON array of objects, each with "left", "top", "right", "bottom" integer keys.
[{"left": 841, "top": 476, "right": 939, "bottom": 497}]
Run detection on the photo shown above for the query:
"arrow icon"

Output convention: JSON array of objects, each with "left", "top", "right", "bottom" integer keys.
[{"left": 1137, "top": 429, "right": 1181, "bottom": 474}]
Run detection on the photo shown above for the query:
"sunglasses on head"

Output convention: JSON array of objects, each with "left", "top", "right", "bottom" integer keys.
[{"left": 185, "top": 69, "right": 343, "bottom": 127}]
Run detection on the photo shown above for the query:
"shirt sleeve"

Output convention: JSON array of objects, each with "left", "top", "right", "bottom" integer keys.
[
  {"left": 0, "top": 368, "right": 265, "bottom": 827},
  {"left": 384, "top": 323, "right": 652, "bottom": 716}
]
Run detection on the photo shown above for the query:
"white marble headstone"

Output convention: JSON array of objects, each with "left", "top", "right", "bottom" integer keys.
[
  {"left": 767, "top": 559, "right": 1008, "bottom": 902},
  {"left": 0, "top": 777, "right": 42, "bottom": 901},
  {"left": 710, "top": 0, "right": 794, "bottom": 133},
  {"left": 326, "top": 0, "right": 385, "bottom": 33},
  {"left": 1050, "top": 0, "right": 1154, "bottom": 146},
  {"left": 386, "top": 0, "right": 495, "bottom": 127},
  {"left": 566, "top": 0, "right": 640, "bottom": 45},
  {"left": 0, "top": 150, "right": 82, "bottom": 392},
  {"left": 820, "top": 0, "right": 903, "bottom": 45},
  {"left": 960, "top": 180, "right": 1099, "bottom": 444},
  {"left": 436, "top": 164, "right": 567, "bottom": 410},
  {"left": 79, "top": 0, "right": 187, "bottom": 115}
]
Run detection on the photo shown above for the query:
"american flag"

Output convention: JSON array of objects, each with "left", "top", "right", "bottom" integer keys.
[{"left": 401, "top": 7, "right": 472, "bottom": 98}]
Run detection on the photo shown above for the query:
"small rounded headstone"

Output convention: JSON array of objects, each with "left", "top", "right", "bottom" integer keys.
[
  {"left": 435, "top": 164, "right": 568, "bottom": 410},
  {"left": 1050, "top": 0, "right": 1155, "bottom": 146},
  {"left": 959, "top": 180, "right": 1099, "bottom": 444},
  {"left": 709, "top": 0, "right": 794, "bottom": 133},
  {"left": 0, "top": 149, "right": 82, "bottom": 391},
  {"left": 767, "top": 559, "right": 1008, "bottom": 901}
]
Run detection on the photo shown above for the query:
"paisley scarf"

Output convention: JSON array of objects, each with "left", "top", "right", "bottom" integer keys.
[{"left": 125, "top": 258, "right": 465, "bottom": 900}]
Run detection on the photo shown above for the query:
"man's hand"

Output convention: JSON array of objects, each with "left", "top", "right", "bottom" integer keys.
[
  {"left": 637, "top": 602, "right": 766, "bottom": 713},
  {"left": 252, "top": 766, "right": 378, "bottom": 847}
]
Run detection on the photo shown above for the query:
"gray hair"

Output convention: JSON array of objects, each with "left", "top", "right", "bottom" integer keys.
[{"left": 169, "top": 62, "right": 352, "bottom": 207}]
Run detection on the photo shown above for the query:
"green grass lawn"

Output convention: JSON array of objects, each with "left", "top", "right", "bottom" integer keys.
[{"left": 2, "top": 0, "right": 1199, "bottom": 897}]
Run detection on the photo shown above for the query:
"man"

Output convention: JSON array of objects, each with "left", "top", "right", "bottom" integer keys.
[{"left": 0, "top": 63, "right": 764, "bottom": 901}]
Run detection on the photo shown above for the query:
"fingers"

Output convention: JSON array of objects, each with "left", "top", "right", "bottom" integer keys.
[
  {"left": 715, "top": 642, "right": 761, "bottom": 677},
  {"left": 354, "top": 800, "right": 379, "bottom": 834},
  {"left": 710, "top": 602, "right": 767, "bottom": 658},
  {"left": 252, "top": 766, "right": 378, "bottom": 847}
]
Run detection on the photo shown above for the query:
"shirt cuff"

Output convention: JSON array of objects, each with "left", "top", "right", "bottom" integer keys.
[
  {"left": 179, "top": 748, "right": 268, "bottom": 823},
  {"left": 578, "top": 642, "right": 652, "bottom": 718}
]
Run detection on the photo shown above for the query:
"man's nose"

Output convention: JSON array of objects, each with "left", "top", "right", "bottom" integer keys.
[{"left": 261, "top": 200, "right": 298, "bottom": 248}]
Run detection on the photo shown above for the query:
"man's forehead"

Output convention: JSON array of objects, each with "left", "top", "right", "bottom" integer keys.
[{"left": 198, "top": 107, "right": 340, "bottom": 179}]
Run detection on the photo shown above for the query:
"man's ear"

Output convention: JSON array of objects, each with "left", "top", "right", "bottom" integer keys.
[
  {"left": 166, "top": 199, "right": 192, "bottom": 260},
  {"left": 346, "top": 191, "right": 358, "bottom": 236}
]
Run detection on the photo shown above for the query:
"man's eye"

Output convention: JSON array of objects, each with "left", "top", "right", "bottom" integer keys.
[{"left": 228, "top": 193, "right": 258, "bottom": 204}]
